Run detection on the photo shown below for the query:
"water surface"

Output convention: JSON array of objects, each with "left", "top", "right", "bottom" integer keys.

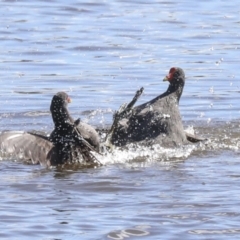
[{"left": 0, "top": 0, "right": 240, "bottom": 239}]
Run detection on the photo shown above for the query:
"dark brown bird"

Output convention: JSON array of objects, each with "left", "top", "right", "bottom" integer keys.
[
  {"left": 50, "top": 92, "right": 100, "bottom": 152},
  {"left": 0, "top": 92, "right": 101, "bottom": 167},
  {"left": 49, "top": 92, "right": 100, "bottom": 165},
  {"left": 110, "top": 67, "right": 201, "bottom": 147}
]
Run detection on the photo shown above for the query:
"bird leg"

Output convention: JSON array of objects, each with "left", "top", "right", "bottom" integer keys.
[{"left": 104, "top": 87, "right": 144, "bottom": 150}]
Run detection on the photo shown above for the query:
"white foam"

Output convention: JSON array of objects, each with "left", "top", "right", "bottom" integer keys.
[{"left": 97, "top": 143, "right": 196, "bottom": 165}]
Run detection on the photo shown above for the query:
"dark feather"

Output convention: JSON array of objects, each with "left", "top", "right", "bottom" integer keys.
[{"left": 110, "top": 67, "right": 203, "bottom": 147}]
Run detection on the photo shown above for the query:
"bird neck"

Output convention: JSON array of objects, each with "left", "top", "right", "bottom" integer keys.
[
  {"left": 166, "top": 80, "right": 184, "bottom": 102},
  {"left": 51, "top": 106, "right": 74, "bottom": 127}
]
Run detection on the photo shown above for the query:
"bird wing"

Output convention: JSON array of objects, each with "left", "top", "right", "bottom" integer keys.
[{"left": 0, "top": 131, "right": 55, "bottom": 167}]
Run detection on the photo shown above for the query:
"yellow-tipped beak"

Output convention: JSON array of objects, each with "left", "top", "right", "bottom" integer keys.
[{"left": 163, "top": 76, "right": 169, "bottom": 81}]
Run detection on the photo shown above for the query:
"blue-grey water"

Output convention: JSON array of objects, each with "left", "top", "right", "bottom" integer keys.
[{"left": 1, "top": 0, "right": 240, "bottom": 239}]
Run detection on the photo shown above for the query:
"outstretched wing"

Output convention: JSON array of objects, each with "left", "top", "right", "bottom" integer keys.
[{"left": 0, "top": 131, "right": 56, "bottom": 167}]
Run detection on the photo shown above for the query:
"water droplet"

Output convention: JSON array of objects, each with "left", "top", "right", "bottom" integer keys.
[{"left": 209, "top": 86, "right": 214, "bottom": 93}]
